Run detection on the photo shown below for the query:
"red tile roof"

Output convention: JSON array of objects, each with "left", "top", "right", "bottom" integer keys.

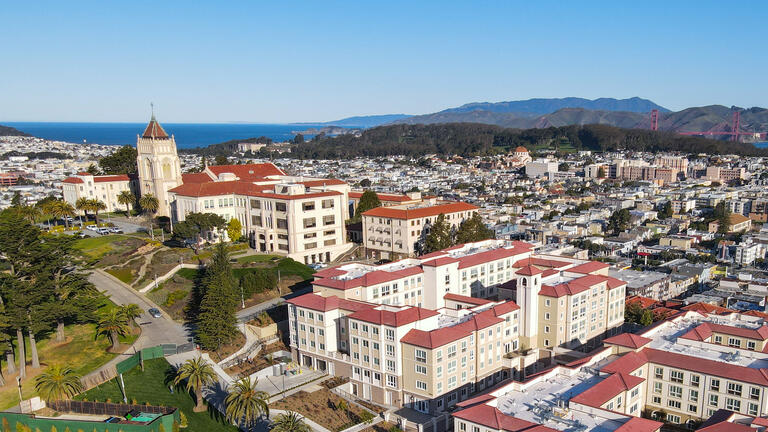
[
  {"left": 681, "top": 303, "right": 735, "bottom": 315},
  {"left": 399, "top": 304, "right": 516, "bottom": 349},
  {"left": 603, "top": 333, "right": 652, "bottom": 349},
  {"left": 181, "top": 172, "right": 213, "bottom": 184},
  {"left": 286, "top": 293, "right": 374, "bottom": 313},
  {"left": 62, "top": 177, "right": 84, "bottom": 184},
  {"left": 570, "top": 372, "right": 645, "bottom": 407},
  {"left": 539, "top": 274, "right": 625, "bottom": 298},
  {"left": 566, "top": 261, "right": 610, "bottom": 274},
  {"left": 362, "top": 202, "right": 477, "bottom": 220},
  {"left": 206, "top": 163, "right": 285, "bottom": 180},
  {"left": 516, "top": 265, "right": 543, "bottom": 276},
  {"left": 453, "top": 403, "right": 557, "bottom": 432},
  {"left": 456, "top": 246, "right": 531, "bottom": 269},
  {"left": 680, "top": 322, "right": 768, "bottom": 342},
  {"left": 93, "top": 174, "right": 131, "bottom": 182},
  {"left": 169, "top": 180, "right": 342, "bottom": 200},
  {"left": 605, "top": 348, "right": 768, "bottom": 387},
  {"left": 614, "top": 417, "right": 663, "bottom": 432},
  {"left": 142, "top": 118, "right": 169, "bottom": 139},
  {"left": 512, "top": 257, "right": 571, "bottom": 269},
  {"left": 312, "top": 265, "right": 423, "bottom": 291},
  {"left": 347, "top": 306, "right": 439, "bottom": 327},
  {"left": 422, "top": 257, "right": 459, "bottom": 267},
  {"left": 443, "top": 293, "right": 493, "bottom": 306},
  {"left": 626, "top": 295, "right": 660, "bottom": 309}
]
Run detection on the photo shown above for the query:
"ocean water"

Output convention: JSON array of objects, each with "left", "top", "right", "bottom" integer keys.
[
  {"left": 3, "top": 122, "right": 323, "bottom": 149},
  {"left": 754, "top": 142, "right": 768, "bottom": 148}
]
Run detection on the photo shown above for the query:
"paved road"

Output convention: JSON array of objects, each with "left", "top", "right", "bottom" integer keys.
[{"left": 89, "top": 270, "right": 191, "bottom": 348}]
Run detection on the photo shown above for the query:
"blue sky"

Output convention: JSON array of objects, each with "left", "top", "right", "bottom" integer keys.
[{"left": 1, "top": 1, "right": 766, "bottom": 123}]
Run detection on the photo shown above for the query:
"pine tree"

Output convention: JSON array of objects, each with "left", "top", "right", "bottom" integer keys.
[
  {"left": 196, "top": 244, "right": 238, "bottom": 351},
  {"left": 424, "top": 214, "right": 451, "bottom": 253},
  {"left": 352, "top": 190, "right": 381, "bottom": 222},
  {"left": 455, "top": 213, "right": 494, "bottom": 244}
]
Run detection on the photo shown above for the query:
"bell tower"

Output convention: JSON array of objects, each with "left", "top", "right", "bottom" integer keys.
[
  {"left": 516, "top": 265, "right": 543, "bottom": 350},
  {"left": 136, "top": 108, "right": 182, "bottom": 218}
]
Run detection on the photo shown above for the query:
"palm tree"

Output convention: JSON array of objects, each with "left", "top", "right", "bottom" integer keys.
[
  {"left": 88, "top": 199, "right": 106, "bottom": 225},
  {"left": 117, "top": 190, "right": 135, "bottom": 217},
  {"left": 75, "top": 197, "right": 91, "bottom": 222},
  {"left": 139, "top": 194, "right": 160, "bottom": 239},
  {"left": 225, "top": 377, "right": 270, "bottom": 430},
  {"left": 95, "top": 308, "right": 130, "bottom": 351},
  {"left": 118, "top": 303, "right": 142, "bottom": 329},
  {"left": 173, "top": 357, "right": 217, "bottom": 412},
  {"left": 271, "top": 411, "right": 310, "bottom": 432},
  {"left": 48, "top": 200, "right": 76, "bottom": 230},
  {"left": 34, "top": 365, "right": 83, "bottom": 402},
  {"left": 17, "top": 205, "right": 41, "bottom": 224}
]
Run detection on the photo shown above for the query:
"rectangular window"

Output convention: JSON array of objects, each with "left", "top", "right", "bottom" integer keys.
[
  {"left": 709, "top": 394, "right": 718, "bottom": 406},
  {"left": 711, "top": 379, "right": 720, "bottom": 392},
  {"left": 690, "top": 375, "right": 700, "bottom": 387},
  {"left": 416, "top": 381, "right": 427, "bottom": 391},
  {"left": 415, "top": 365, "right": 427, "bottom": 375},
  {"left": 727, "top": 382, "right": 743, "bottom": 397},
  {"left": 415, "top": 349, "right": 427, "bottom": 363},
  {"left": 668, "top": 385, "right": 682, "bottom": 399},
  {"left": 670, "top": 370, "right": 684, "bottom": 383},
  {"left": 725, "top": 398, "right": 741, "bottom": 412},
  {"left": 654, "top": 367, "right": 663, "bottom": 379},
  {"left": 276, "top": 202, "right": 286, "bottom": 212},
  {"left": 751, "top": 387, "right": 761, "bottom": 400}
]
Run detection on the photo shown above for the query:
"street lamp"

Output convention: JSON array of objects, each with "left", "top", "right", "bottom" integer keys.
[
  {"left": 16, "top": 377, "right": 23, "bottom": 412},
  {"left": 240, "top": 284, "right": 245, "bottom": 309}
]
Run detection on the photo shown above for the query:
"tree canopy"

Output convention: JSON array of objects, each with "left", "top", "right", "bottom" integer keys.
[
  {"left": 99, "top": 145, "right": 138, "bottom": 175},
  {"left": 424, "top": 214, "right": 452, "bottom": 253},
  {"left": 352, "top": 190, "right": 381, "bottom": 222},
  {"left": 455, "top": 213, "right": 495, "bottom": 244}
]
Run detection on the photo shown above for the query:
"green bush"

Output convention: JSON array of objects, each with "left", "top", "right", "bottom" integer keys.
[
  {"left": 164, "top": 290, "right": 189, "bottom": 307},
  {"left": 240, "top": 269, "right": 277, "bottom": 297}
]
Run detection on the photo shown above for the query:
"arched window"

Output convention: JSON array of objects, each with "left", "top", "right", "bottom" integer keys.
[{"left": 521, "top": 278, "right": 527, "bottom": 287}]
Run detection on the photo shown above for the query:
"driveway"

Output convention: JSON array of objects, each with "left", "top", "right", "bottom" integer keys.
[{"left": 89, "top": 270, "right": 191, "bottom": 348}]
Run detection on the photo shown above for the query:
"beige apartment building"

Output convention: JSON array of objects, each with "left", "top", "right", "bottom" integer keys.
[
  {"left": 362, "top": 201, "right": 479, "bottom": 259},
  {"left": 170, "top": 172, "right": 353, "bottom": 264},
  {"left": 62, "top": 172, "right": 135, "bottom": 213},
  {"left": 287, "top": 240, "right": 629, "bottom": 427}
]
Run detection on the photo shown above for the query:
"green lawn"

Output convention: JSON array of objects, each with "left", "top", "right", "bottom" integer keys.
[
  {"left": 107, "top": 267, "right": 135, "bottom": 284},
  {"left": 236, "top": 254, "right": 281, "bottom": 264},
  {"left": 72, "top": 234, "right": 131, "bottom": 259},
  {"left": 0, "top": 322, "right": 139, "bottom": 410},
  {"left": 77, "top": 358, "right": 239, "bottom": 432}
]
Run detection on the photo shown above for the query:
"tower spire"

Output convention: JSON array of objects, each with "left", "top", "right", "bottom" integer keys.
[{"left": 150, "top": 102, "right": 155, "bottom": 121}]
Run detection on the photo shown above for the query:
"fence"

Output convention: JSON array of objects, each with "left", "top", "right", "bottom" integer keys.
[
  {"left": 138, "top": 263, "right": 203, "bottom": 293},
  {"left": 48, "top": 400, "right": 176, "bottom": 416}
]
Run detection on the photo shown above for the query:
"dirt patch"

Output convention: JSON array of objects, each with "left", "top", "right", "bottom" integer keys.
[
  {"left": 271, "top": 388, "right": 369, "bottom": 432},
  {"left": 223, "top": 341, "right": 290, "bottom": 380},
  {"left": 146, "top": 274, "right": 194, "bottom": 321},
  {"left": 96, "top": 238, "right": 148, "bottom": 267},
  {"left": 204, "top": 331, "right": 246, "bottom": 363},
  {"left": 321, "top": 376, "right": 350, "bottom": 389}
]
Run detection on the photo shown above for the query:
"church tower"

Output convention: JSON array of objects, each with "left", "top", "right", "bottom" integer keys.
[
  {"left": 136, "top": 113, "right": 182, "bottom": 218},
  {"left": 516, "top": 265, "right": 543, "bottom": 350}
]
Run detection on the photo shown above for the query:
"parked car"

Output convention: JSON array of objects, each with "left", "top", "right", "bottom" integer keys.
[
  {"left": 109, "top": 227, "right": 123, "bottom": 233},
  {"left": 308, "top": 263, "right": 328, "bottom": 270},
  {"left": 148, "top": 308, "right": 162, "bottom": 318},
  {"left": 77, "top": 232, "right": 88, "bottom": 238},
  {"left": 98, "top": 227, "right": 111, "bottom": 235}
]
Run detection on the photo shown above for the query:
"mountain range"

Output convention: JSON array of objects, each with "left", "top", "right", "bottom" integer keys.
[{"left": 326, "top": 98, "right": 768, "bottom": 137}]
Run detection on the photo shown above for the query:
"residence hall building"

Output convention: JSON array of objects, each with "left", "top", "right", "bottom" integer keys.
[
  {"left": 349, "top": 190, "right": 432, "bottom": 218},
  {"left": 62, "top": 172, "right": 135, "bottom": 213},
  {"left": 452, "top": 309, "right": 768, "bottom": 432},
  {"left": 286, "top": 239, "right": 628, "bottom": 423},
  {"left": 168, "top": 164, "right": 354, "bottom": 264},
  {"left": 362, "top": 200, "right": 479, "bottom": 260}
]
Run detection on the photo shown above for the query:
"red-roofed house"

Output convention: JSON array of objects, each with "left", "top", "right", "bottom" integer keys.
[
  {"left": 62, "top": 171, "right": 136, "bottom": 214},
  {"left": 362, "top": 201, "right": 479, "bottom": 259}
]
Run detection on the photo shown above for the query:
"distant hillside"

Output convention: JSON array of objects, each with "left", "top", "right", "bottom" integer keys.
[
  {"left": 287, "top": 123, "right": 768, "bottom": 159},
  {"left": 437, "top": 96, "right": 669, "bottom": 115},
  {"left": 394, "top": 104, "right": 768, "bottom": 137},
  {"left": 321, "top": 114, "right": 411, "bottom": 128},
  {"left": 0, "top": 124, "right": 31, "bottom": 136}
]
